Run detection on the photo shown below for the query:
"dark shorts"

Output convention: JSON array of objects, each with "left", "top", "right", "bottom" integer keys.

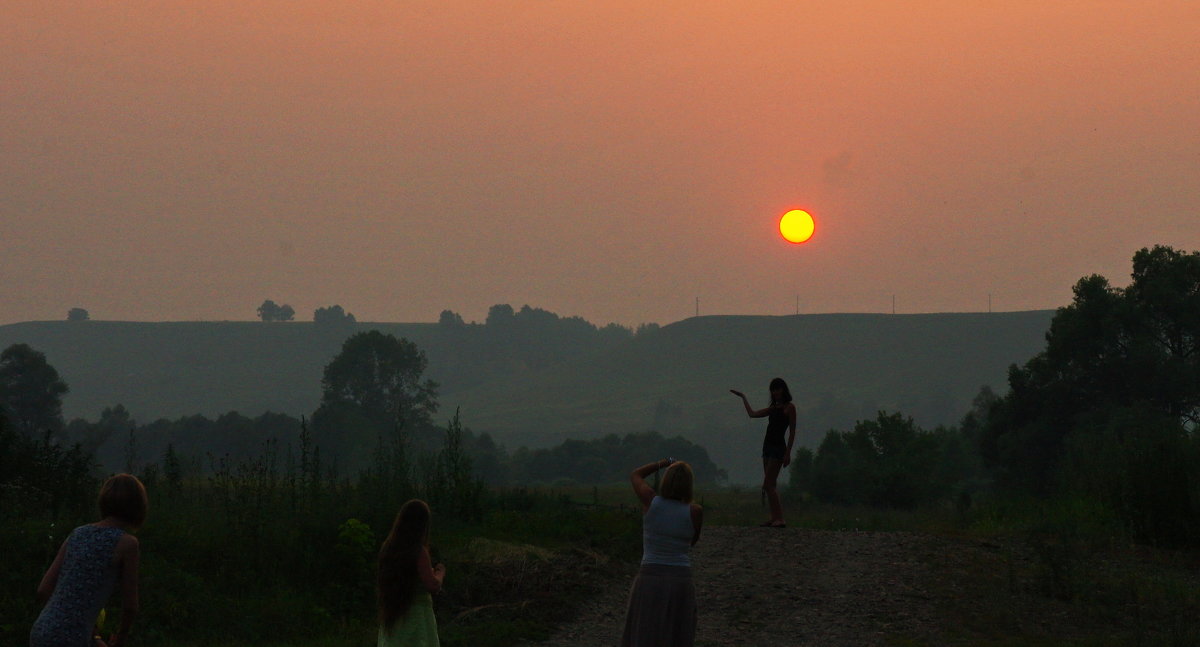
[{"left": 762, "top": 442, "right": 786, "bottom": 461}]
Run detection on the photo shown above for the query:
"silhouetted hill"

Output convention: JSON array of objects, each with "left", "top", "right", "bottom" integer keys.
[{"left": 0, "top": 312, "right": 1053, "bottom": 482}]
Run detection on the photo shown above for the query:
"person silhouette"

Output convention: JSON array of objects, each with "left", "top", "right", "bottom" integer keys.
[
  {"left": 621, "top": 458, "right": 703, "bottom": 647},
  {"left": 731, "top": 377, "right": 797, "bottom": 527},
  {"left": 377, "top": 499, "right": 445, "bottom": 647},
  {"left": 31, "top": 474, "right": 146, "bottom": 647}
]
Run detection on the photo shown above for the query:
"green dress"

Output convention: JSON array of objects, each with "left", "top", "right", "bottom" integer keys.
[{"left": 378, "top": 591, "right": 438, "bottom": 647}]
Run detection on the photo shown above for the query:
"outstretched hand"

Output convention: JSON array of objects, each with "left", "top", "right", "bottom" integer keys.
[{"left": 729, "top": 389, "right": 745, "bottom": 398}]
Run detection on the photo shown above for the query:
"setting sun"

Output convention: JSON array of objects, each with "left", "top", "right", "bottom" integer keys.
[{"left": 779, "top": 209, "right": 815, "bottom": 244}]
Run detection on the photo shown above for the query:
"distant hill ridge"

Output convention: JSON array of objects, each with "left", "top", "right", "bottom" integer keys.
[{"left": 0, "top": 312, "right": 1054, "bottom": 483}]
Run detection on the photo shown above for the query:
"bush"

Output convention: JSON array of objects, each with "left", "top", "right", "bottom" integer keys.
[{"left": 1067, "top": 406, "right": 1200, "bottom": 547}]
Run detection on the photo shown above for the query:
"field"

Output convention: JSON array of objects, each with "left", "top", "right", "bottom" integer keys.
[{"left": 6, "top": 474, "right": 1200, "bottom": 647}]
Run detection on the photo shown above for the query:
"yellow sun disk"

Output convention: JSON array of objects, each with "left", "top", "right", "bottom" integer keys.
[{"left": 779, "top": 209, "right": 815, "bottom": 243}]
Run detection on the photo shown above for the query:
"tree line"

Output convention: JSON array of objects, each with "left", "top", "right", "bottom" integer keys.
[
  {"left": 0, "top": 321, "right": 714, "bottom": 490},
  {"left": 791, "top": 245, "right": 1200, "bottom": 548}
]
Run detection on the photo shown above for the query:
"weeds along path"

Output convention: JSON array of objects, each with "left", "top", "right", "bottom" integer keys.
[{"left": 532, "top": 526, "right": 1023, "bottom": 646}]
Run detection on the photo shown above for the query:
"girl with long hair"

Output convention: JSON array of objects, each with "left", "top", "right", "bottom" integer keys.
[
  {"left": 31, "top": 473, "right": 146, "bottom": 647},
  {"left": 730, "top": 377, "right": 797, "bottom": 527},
  {"left": 377, "top": 499, "right": 445, "bottom": 647},
  {"left": 621, "top": 458, "right": 703, "bottom": 647}
]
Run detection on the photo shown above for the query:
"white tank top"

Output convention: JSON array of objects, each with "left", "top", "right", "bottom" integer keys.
[{"left": 642, "top": 496, "right": 694, "bottom": 567}]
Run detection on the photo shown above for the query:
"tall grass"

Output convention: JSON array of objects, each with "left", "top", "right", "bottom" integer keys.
[{"left": 2, "top": 422, "right": 640, "bottom": 647}]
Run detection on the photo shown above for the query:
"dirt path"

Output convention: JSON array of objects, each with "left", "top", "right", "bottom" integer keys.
[{"left": 531, "top": 526, "right": 1021, "bottom": 646}]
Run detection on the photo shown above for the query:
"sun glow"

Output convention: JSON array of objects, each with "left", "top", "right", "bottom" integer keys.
[{"left": 779, "top": 209, "right": 815, "bottom": 244}]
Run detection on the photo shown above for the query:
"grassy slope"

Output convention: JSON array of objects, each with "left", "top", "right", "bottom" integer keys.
[{"left": 1, "top": 312, "right": 1052, "bottom": 481}]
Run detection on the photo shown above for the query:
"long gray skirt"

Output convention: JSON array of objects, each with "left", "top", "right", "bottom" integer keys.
[{"left": 620, "top": 563, "right": 696, "bottom": 647}]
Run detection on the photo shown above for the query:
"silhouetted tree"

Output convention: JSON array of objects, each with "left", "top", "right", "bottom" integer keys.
[
  {"left": 428, "top": 409, "right": 484, "bottom": 518},
  {"left": 257, "top": 299, "right": 296, "bottom": 322},
  {"left": 258, "top": 300, "right": 279, "bottom": 321},
  {"left": 597, "top": 322, "right": 633, "bottom": 344},
  {"left": 162, "top": 442, "right": 183, "bottom": 499},
  {"left": 315, "top": 331, "right": 439, "bottom": 433},
  {"left": 67, "top": 307, "right": 90, "bottom": 321},
  {"left": 67, "top": 403, "right": 135, "bottom": 456},
  {"left": 0, "top": 343, "right": 69, "bottom": 437},
  {"left": 314, "top": 305, "right": 357, "bottom": 330},
  {"left": 438, "top": 309, "right": 465, "bottom": 328},
  {"left": 635, "top": 322, "right": 661, "bottom": 336},
  {"left": 810, "top": 412, "right": 961, "bottom": 508},
  {"left": 981, "top": 245, "right": 1200, "bottom": 495},
  {"left": 485, "top": 303, "right": 515, "bottom": 328}
]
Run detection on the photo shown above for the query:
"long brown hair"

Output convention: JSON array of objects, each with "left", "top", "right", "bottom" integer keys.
[
  {"left": 377, "top": 499, "right": 431, "bottom": 630},
  {"left": 769, "top": 377, "right": 793, "bottom": 405}
]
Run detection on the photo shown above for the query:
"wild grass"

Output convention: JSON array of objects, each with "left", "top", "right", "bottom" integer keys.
[{"left": 9, "top": 472, "right": 1200, "bottom": 647}]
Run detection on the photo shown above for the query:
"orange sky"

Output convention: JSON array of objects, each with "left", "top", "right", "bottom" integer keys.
[{"left": 3, "top": 1, "right": 1198, "bottom": 325}]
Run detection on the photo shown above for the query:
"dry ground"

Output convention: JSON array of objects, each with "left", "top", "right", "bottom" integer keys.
[{"left": 530, "top": 525, "right": 1197, "bottom": 647}]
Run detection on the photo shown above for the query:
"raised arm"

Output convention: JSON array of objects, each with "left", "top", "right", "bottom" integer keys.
[
  {"left": 416, "top": 547, "right": 445, "bottom": 594},
  {"left": 730, "top": 389, "right": 771, "bottom": 418},
  {"left": 109, "top": 534, "right": 139, "bottom": 647},
  {"left": 783, "top": 403, "right": 798, "bottom": 466},
  {"left": 35, "top": 538, "right": 68, "bottom": 605},
  {"left": 630, "top": 459, "right": 671, "bottom": 511}
]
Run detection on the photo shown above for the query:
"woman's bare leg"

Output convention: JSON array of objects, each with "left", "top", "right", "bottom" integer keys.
[{"left": 762, "top": 458, "right": 784, "bottom": 524}]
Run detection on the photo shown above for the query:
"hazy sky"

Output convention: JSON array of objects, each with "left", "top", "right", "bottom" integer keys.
[{"left": 3, "top": 1, "right": 1198, "bottom": 326}]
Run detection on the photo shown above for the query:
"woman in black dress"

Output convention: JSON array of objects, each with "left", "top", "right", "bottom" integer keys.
[{"left": 730, "top": 377, "right": 796, "bottom": 527}]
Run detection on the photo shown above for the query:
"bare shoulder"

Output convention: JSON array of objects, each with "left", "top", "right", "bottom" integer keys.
[
  {"left": 690, "top": 503, "right": 703, "bottom": 514},
  {"left": 117, "top": 533, "right": 140, "bottom": 553}
]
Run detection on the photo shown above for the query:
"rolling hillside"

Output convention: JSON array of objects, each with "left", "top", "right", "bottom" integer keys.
[{"left": 0, "top": 312, "right": 1054, "bottom": 482}]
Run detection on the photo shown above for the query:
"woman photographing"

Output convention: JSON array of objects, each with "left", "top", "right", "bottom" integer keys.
[{"left": 621, "top": 458, "right": 703, "bottom": 647}]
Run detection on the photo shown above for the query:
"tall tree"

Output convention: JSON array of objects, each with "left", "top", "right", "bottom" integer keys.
[
  {"left": 66, "top": 307, "right": 90, "bottom": 321},
  {"left": 981, "top": 245, "right": 1200, "bottom": 494},
  {"left": 0, "top": 343, "right": 70, "bottom": 437},
  {"left": 316, "top": 331, "right": 439, "bottom": 431}
]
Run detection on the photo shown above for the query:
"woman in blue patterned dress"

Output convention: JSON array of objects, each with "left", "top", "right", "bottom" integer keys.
[{"left": 31, "top": 474, "right": 146, "bottom": 647}]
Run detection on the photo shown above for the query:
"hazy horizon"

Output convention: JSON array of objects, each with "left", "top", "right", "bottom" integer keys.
[
  {"left": 0, "top": 305, "right": 1057, "bottom": 327},
  {"left": 4, "top": 2, "right": 1197, "bottom": 327}
]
